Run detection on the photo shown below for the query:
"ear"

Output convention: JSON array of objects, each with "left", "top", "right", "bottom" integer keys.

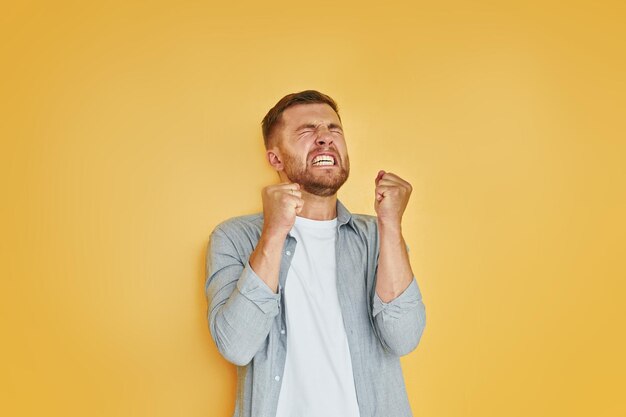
[{"left": 266, "top": 148, "right": 284, "bottom": 172}]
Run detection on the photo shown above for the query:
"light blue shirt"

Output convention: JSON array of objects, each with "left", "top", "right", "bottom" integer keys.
[{"left": 205, "top": 200, "right": 427, "bottom": 417}]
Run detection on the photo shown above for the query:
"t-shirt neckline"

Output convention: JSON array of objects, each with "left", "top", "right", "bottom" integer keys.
[{"left": 294, "top": 215, "right": 338, "bottom": 229}]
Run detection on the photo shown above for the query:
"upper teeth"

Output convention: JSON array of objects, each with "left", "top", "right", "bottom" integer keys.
[{"left": 312, "top": 155, "right": 335, "bottom": 166}]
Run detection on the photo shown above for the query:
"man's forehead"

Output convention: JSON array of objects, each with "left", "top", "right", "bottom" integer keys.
[{"left": 281, "top": 103, "right": 340, "bottom": 125}]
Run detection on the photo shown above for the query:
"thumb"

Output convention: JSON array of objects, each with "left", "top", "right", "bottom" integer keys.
[
  {"left": 295, "top": 200, "right": 304, "bottom": 215},
  {"left": 375, "top": 170, "right": 386, "bottom": 185}
]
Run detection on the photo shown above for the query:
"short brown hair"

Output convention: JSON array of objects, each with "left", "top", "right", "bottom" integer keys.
[{"left": 261, "top": 90, "right": 340, "bottom": 149}]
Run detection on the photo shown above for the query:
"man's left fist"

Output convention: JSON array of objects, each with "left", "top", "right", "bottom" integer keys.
[{"left": 374, "top": 170, "right": 412, "bottom": 225}]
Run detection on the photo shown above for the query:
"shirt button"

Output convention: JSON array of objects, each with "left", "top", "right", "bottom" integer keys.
[
  {"left": 285, "top": 251, "right": 291, "bottom": 256},
  {"left": 280, "top": 329, "right": 285, "bottom": 334},
  {"left": 275, "top": 375, "right": 280, "bottom": 381}
]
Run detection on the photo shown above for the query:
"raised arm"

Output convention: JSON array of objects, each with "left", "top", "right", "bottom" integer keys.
[
  {"left": 372, "top": 170, "right": 426, "bottom": 356},
  {"left": 205, "top": 182, "right": 303, "bottom": 365}
]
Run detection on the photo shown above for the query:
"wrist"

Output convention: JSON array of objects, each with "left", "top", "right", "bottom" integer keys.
[
  {"left": 377, "top": 218, "right": 402, "bottom": 234},
  {"left": 249, "top": 231, "right": 284, "bottom": 294},
  {"left": 261, "top": 224, "right": 290, "bottom": 243}
]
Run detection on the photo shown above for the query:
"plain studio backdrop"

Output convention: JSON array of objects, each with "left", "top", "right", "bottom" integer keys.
[{"left": 1, "top": 1, "right": 624, "bottom": 416}]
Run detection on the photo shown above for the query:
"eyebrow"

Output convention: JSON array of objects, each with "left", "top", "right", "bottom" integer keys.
[{"left": 295, "top": 123, "right": 343, "bottom": 132}]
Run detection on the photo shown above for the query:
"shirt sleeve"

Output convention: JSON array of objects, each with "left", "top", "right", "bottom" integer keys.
[
  {"left": 372, "top": 277, "right": 426, "bottom": 356},
  {"left": 205, "top": 227, "right": 280, "bottom": 366}
]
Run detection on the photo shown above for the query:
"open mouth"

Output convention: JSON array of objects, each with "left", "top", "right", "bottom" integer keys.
[{"left": 311, "top": 155, "right": 336, "bottom": 167}]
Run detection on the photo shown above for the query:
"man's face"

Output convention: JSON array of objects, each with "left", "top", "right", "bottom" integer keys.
[{"left": 270, "top": 103, "right": 350, "bottom": 197}]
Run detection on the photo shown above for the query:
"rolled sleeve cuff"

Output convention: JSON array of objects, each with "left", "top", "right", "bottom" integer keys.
[
  {"left": 373, "top": 278, "right": 421, "bottom": 318},
  {"left": 236, "top": 261, "right": 281, "bottom": 315}
]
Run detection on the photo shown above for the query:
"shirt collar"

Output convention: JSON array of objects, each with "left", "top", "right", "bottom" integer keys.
[{"left": 336, "top": 199, "right": 353, "bottom": 227}]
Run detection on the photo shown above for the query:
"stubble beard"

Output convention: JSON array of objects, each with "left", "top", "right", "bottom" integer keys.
[{"left": 282, "top": 153, "right": 350, "bottom": 197}]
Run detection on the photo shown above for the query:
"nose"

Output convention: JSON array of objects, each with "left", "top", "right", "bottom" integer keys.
[{"left": 315, "top": 127, "right": 333, "bottom": 146}]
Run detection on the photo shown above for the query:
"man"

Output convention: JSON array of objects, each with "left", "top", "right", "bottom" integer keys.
[{"left": 205, "top": 90, "right": 426, "bottom": 417}]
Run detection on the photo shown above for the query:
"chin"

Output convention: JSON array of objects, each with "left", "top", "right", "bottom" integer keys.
[{"left": 303, "top": 175, "right": 349, "bottom": 197}]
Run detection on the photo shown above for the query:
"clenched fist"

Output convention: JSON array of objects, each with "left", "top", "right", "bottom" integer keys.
[
  {"left": 261, "top": 182, "right": 304, "bottom": 238},
  {"left": 374, "top": 170, "right": 412, "bottom": 226}
]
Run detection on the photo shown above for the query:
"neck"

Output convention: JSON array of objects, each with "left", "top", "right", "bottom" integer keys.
[{"left": 298, "top": 191, "right": 337, "bottom": 220}]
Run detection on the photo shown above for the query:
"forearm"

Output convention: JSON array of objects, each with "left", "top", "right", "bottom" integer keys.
[
  {"left": 375, "top": 220, "right": 414, "bottom": 302},
  {"left": 248, "top": 229, "right": 286, "bottom": 293},
  {"left": 373, "top": 222, "right": 426, "bottom": 356},
  {"left": 372, "top": 171, "right": 426, "bottom": 355}
]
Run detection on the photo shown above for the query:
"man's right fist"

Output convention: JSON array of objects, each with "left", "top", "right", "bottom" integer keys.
[{"left": 261, "top": 182, "right": 304, "bottom": 238}]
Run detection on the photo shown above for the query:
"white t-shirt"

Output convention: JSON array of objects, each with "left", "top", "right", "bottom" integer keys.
[{"left": 275, "top": 216, "right": 361, "bottom": 417}]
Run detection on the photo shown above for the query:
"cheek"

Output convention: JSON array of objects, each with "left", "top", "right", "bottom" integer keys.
[{"left": 337, "top": 141, "right": 348, "bottom": 155}]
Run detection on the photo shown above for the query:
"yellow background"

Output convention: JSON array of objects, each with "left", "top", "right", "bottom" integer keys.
[{"left": 1, "top": 1, "right": 625, "bottom": 416}]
